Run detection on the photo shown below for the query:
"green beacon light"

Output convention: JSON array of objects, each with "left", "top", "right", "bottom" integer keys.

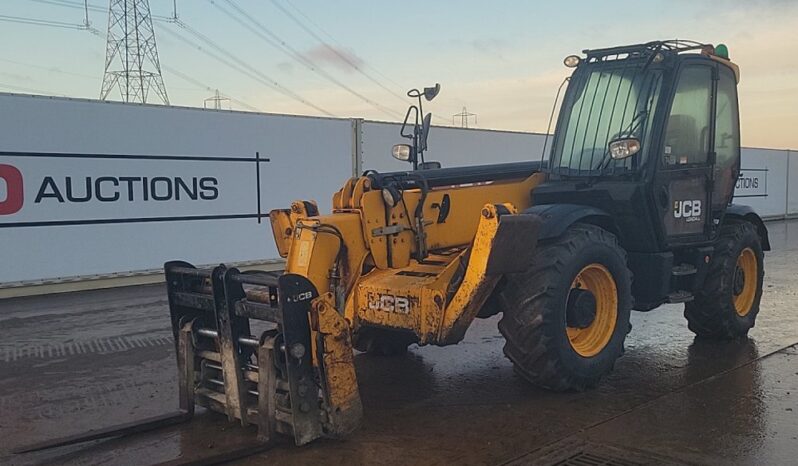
[{"left": 715, "top": 43, "right": 730, "bottom": 59}]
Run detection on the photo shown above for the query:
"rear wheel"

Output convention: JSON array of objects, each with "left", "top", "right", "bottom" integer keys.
[
  {"left": 685, "top": 221, "right": 764, "bottom": 339},
  {"left": 497, "top": 224, "right": 632, "bottom": 391}
]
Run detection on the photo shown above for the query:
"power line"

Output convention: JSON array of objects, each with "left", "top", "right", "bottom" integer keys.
[
  {"left": 82, "top": 0, "right": 89, "bottom": 27},
  {"left": 212, "top": 0, "right": 403, "bottom": 120},
  {"left": 283, "top": 0, "right": 407, "bottom": 93},
  {"left": 0, "top": 7, "right": 261, "bottom": 113},
  {"left": 218, "top": 0, "right": 403, "bottom": 118},
  {"left": 0, "top": 57, "right": 98, "bottom": 80},
  {"left": 160, "top": 1, "right": 331, "bottom": 115},
  {"left": 75, "top": 22, "right": 263, "bottom": 111},
  {"left": 30, "top": 0, "right": 173, "bottom": 21},
  {"left": 268, "top": 0, "right": 407, "bottom": 104},
  {"left": 163, "top": 64, "right": 262, "bottom": 112},
  {"left": 158, "top": 26, "right": 271, "bottom": 98},
  {"left": 28, "top": 0, "right": 103, "bottom": 14},
  {"left": 161, "top": 2, "right": 335, "bottom": 116},
  {"left": 270, "top": 0, "right": 451, "bottom": 124},
  {"left": 0, "top": 81, "right": 65, "bottom": 96},
  {"left": 0, "top": 13, "right": 87, "bottom": 30},
  {"left": 157, "top": 21, "right": 334, "bottom": 116},
  {"left": 6, "top": 1, "right": 382, "bottom": 119},
  {"left": 26, "top": 0, "right": 109, "bottom": 32}
]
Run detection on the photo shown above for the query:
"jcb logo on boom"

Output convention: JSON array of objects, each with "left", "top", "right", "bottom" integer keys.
[
  {"left": 368, "top": 293, "right": 411, "bottom": 315},
  {"left": 674, "top": 200, "right": 702, "bottom": 222}
]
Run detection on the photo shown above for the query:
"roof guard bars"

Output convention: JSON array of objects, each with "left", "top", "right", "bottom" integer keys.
[{"left": 582, "top": 40, "right": 710, "bottom": 61}]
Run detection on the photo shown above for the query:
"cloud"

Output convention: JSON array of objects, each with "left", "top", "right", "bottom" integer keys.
[
  {"left": 673, "top": 0, "right": 798, "bottom": 19},
  {"left": 423, "top": 37, "right": 510, "bottom": 61},
  {"left": 470, "top": 38, "right": 509, "bottom": 61},
  {"left": 304, "top": 44, "right": 365, "bottom": 73},
  {"left": 426, "top": 69, "right": 569, "bottom": 132}
]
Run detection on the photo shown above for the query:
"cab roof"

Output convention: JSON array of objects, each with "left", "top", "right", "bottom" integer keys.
[{"left": 581, "top": 40, "right": 740, "bottom": 82}]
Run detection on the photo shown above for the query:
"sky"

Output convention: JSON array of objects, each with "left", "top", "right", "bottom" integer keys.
[{"left": 0, "top": 0, "right": 797, "bottom": 149}]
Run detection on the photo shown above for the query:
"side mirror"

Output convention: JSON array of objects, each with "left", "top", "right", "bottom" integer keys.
[
  {"left": 423, "top": 83, "right": 441, "bottom": 101},
  {"left": 419, "top": 113, "right": 432, "bottom": 152},
  {"left": 392, "top": 144, "right": 413, "bottom": 162},
  {"left": 608, "top": 137, "right": 641, "bottom": 160}
]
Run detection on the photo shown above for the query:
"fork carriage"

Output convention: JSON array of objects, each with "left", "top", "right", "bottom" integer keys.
[{"left": 165, "top": 261, "right": 362, "bottom": 446}]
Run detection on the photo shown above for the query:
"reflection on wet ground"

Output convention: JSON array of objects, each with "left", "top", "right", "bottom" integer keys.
[{"left": 1, "top": 220, "right": 797, "bottom": 465}]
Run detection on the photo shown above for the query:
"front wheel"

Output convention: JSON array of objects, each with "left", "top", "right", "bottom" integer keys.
[
  {"left": 685, "top": 221, "right": 764, "bottom": 339},
  {"left": 497, "top": 224, "right": 632, "bottom": 391}
]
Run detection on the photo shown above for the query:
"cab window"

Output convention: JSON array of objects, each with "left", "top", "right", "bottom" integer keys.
[{"left": 663, "top": 65, "right": 712, "bottom": 166}]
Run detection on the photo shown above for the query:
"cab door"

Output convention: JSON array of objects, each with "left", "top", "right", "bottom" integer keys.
[
  {"left": 653, "top": 63, "right": 715, "bottom": 244},
  {"left": 710, "top": 65, "right": 741, "bottom": 215}
]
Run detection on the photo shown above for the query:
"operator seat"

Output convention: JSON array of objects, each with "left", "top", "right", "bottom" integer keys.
[{"left": 664, "top": 114, "right": 700, "bottom": 165}]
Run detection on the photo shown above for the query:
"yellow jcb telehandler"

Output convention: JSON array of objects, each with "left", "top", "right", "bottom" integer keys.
[{"left": 17, "top": 40, "right": 769, "bottom": 454}]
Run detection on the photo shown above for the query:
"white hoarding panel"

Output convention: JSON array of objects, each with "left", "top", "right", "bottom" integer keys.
[
  {"left": 0, "top": 94, "right": 352, "bottom": 284},
  {"left": 361, "top": 121, "right": 548, "bottom": 172},
  {"left": 734, "top": 148, "right": 788, "bottom": 218},
  {"left": 2, "top": 92, "right": 796, "bottom": 287},
  {"left": 787, "top": 151, "right": 798, "bottom": 216}
]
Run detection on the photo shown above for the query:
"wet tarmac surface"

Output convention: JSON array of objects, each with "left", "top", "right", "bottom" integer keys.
[{"left": 1, "top": 221, "right": 797, "bottom": 465}]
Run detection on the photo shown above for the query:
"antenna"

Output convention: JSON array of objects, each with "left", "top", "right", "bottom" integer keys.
[
  {"left": 452, "top": 106, "right": 477, "bottom": 128},
  {"left": 100, "top": 0, "right": 169, "bottom": 104}
]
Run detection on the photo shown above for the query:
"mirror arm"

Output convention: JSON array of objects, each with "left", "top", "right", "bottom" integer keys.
[
  {"left": 414, "top": 105, "right": 424, "bottom": 168},
  {"left": 413, "top": 126, "right": 421, "bottom": 170},
  {"left": 400, "top": 105, "right": 418, "bottom": 139}
]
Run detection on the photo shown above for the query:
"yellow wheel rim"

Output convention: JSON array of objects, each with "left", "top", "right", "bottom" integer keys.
[
  {"left": 733, "top": 247, "right": 758, "bottom": 317},
  {"left": 566, "top": 264, "right": 618, "bottom": 357}
]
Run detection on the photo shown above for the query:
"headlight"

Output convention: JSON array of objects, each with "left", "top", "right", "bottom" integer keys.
[
  {"left": 563, "top": 55, "right": 581, "bottom": 68},
  {"left": 391, "top": 144, "right": 412, "bottom": 161},
  {"left": 382, "top": 186, "right": 401, "bottom": 207},
  {"left": 608, "top": 138, "right": 641, "bottom": 160}
]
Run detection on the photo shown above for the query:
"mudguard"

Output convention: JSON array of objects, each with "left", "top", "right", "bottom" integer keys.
[
  {"left": 725, "top": 204, "right": 771, "bottom": 251},
  {"left": 522, "top": 203, "right": 617, "bottom": 241}
]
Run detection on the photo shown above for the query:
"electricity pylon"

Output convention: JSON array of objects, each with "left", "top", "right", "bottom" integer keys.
[{"left": 100, "top": 0, "right": 169, "bottom": 104}]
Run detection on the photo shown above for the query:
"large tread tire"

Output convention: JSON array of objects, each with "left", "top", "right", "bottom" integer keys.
[
  {"left": 685, "top": 221, "right": 764, "bottom": 339},
  {"left": 497, "top": 224, "right": 632, "bottom": 391}
]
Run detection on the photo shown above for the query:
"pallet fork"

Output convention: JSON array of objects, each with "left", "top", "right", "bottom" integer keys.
[{"left": 14, "top": 261, "right": 362, "bottom": 457}]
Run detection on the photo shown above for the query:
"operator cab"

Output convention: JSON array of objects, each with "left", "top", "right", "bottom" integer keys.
[{"left": 534, "top": 40, "right": 743, "bottom": 253}]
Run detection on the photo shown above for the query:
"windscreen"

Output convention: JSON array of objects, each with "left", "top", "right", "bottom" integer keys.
[{"left": 551, "top": 61, "right": 662, "bottom": 176}]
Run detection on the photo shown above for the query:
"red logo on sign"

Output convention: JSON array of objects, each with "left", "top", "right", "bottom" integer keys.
[{"left": 0, "top": 164, "right": 24, "bottom": 215}]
